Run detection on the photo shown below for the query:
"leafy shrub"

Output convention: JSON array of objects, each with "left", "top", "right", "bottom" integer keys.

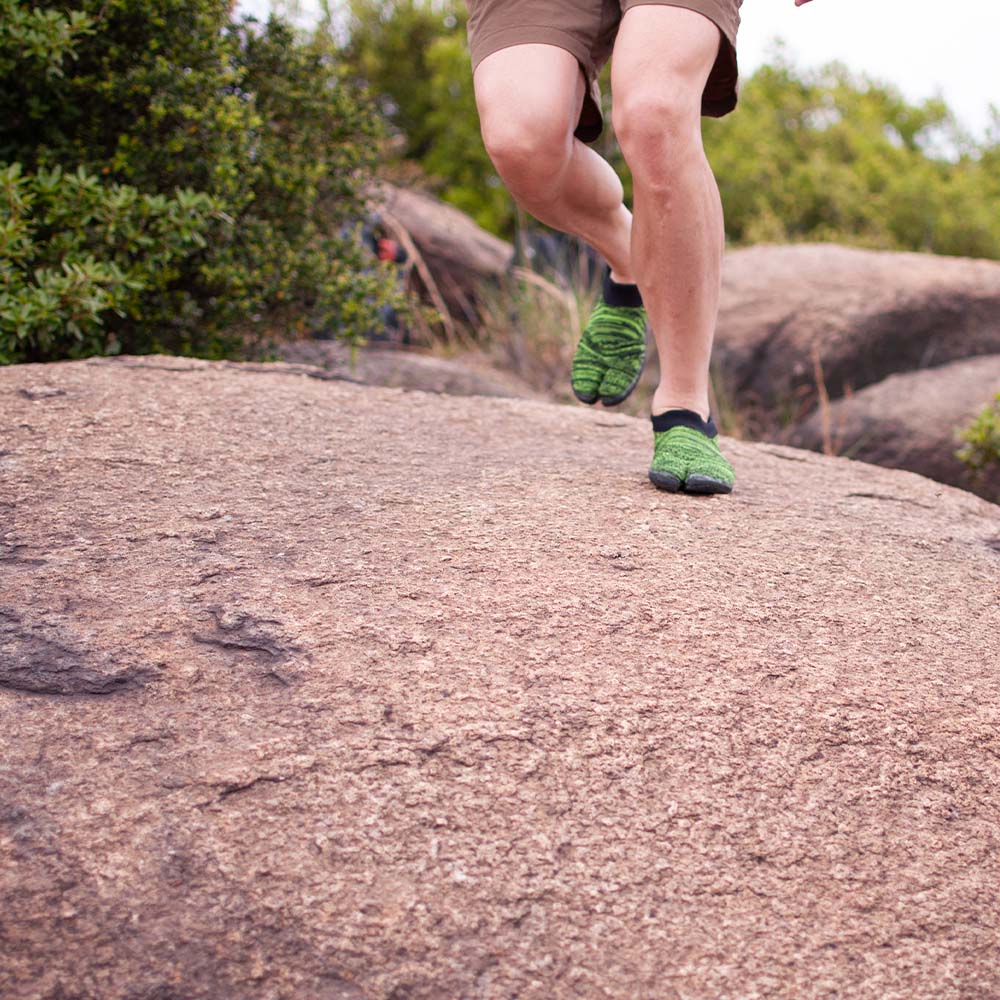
[
  {"left": 1, "top": 0, "right": 404, "bottom": 364},
  {"left": 957, "top": 393, "right": 1000, "bottom": 478},
  {"left": 0, "top": 0, "right": 91, "bottom": 79},
  {"left": 226, "top": 15, "right": 405, "bottom": 350},
  {"left": 0, "top": 162, "right": 217, "bottom": 362}
]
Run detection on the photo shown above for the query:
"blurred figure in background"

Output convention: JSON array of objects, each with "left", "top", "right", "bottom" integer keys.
[{"left": 363, "top": 215, "right": 410, "bottom": 343}]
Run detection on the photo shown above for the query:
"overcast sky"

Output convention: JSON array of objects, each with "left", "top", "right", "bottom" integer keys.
[
  {"left": 237, "top": 0, "right": 1000, "bottom": 139},
  {"left": 739, "top": 0, "right": 999, "bottom": 139}
]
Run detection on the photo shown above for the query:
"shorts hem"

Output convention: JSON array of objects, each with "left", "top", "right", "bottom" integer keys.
[
  {"left": 469, "top": 24, "right": 597, "bottom": 77},
  {"left": 467, "top": 25, "right": 605, "bottom": 143},
  {"left": 619, "top": 0, "right": 741, "bottom": 119},
  {"left": 619, "top": 0, "right": 739, "bottom": 45},
  {"left": 466, "top": 1, "right": 742, "bottom": 138}
]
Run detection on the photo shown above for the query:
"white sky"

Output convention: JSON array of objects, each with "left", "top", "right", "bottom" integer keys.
[
  {"left": 237, "top": 0, "right": 1000, "bottom": 140},
  {"left": 739, "top": 0, "right": 999, "bottom": 139}
]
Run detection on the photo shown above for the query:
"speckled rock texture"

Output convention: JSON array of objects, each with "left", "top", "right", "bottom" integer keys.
[
  {"left": 2, "top": 355, "right": 999, "bottom": 1000},
  {"left": 275, "top": 339, "right": 537, "bottom": 401}
]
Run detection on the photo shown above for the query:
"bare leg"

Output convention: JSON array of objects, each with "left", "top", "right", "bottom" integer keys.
[
  {"left": 472, "top": 44, "right": 634, "bottom": 282},
  {"left": 610, "top": 6, "right": 725, "bottom": 420}
]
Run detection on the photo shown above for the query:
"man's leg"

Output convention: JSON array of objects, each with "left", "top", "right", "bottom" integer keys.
[
  {"left": 472, "top": 44, "right": 633, "bottom": 282},
  {"left": 472, "top": 44, "right": 649, "bottom": 406},
  {"left": 610, "top": 4, "right": 735, "bottom": 492}
]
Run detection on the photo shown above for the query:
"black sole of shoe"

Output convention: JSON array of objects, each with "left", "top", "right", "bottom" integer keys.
[
  {"left": 572, "top": 387, "right": 599, "bottom": 405},
  {"left": 684, "top": 474, "right": 734, "bottom": 495},
  {"left": 599, "top": 346, "right": 648, "bottom": 408},
  {"left": 648, "top": 471, "right": 734, "bottom": 494},
  {"left": 648, "top": 469, "right": 681, "bottom": 492}
]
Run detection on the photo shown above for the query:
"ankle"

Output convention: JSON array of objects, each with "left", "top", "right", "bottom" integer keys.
[
  {"left": 603, "top": 265, "right": 643, "bottom": 306},
  {"left": 651, "top": 397, "right": 710, "bottom": 423},
  {"left": 608, "top": 267, "right": 635, "bottom": 285},
  {"left": 651, "top": 407, "right": 719, "bottom": 439}
]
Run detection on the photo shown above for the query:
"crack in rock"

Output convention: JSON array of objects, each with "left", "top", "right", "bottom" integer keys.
[
  {"left": 760, "top": 447, "right": 810, "bottom": 463},
  {"left": 191, "top": 606, "right": 302, "bottom": 665},
  {"left": 216, "top": 775, "right": 285, "bottom": 801},
  {"left": 86, "top": 355, "right": 350, "bottom": 384},
  {"left": 0, "top": 607, "right": 157, "bottom": 695},
  {"left": 315, "top": 974, "right": 369, "bottom": 1000},
  {"left": 17, "top": 386, "right": 66, "bottom": 400},
  {"left": 845, "top": 491, "right": 935, "bottom": 509},
  {"left": 0, "top": 543, "right": 47, "bottom": 566}
]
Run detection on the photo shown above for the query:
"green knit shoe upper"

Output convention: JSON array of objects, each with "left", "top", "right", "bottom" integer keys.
[
  {"left": 571, "top": 266, "right": 647, "bottom": 407},
  {"left": 649, "top": 409, "right": 735, "bottom": 495}
]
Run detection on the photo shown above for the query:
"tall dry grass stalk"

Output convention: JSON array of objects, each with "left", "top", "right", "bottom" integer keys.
[
  {"left": 472, "top": 253, "right": 603, "bottom": 400},
  {"left": 379, "top": 216, "right": 761, "bottom": 434},
  {"left": 377, "top": 209, "right": 479, "bottom": 352},
  {"left": 810, "top": 343, "right": 852, "bottom": 455}
]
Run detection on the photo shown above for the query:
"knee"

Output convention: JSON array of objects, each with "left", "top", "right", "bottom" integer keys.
[
  {"left": 612, "top": 86, "right": 703, "bottom": 183},
  {"left": 478, "top": 103, "right": 574, "bottom": 191}
]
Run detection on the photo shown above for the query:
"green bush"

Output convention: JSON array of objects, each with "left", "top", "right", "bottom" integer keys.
[
  {"left": 0, "top": 162, "right": 217, "bottom": 363},
  {"left": 1, "top": 0, "right": 404, "bottom": 364},
  {"left": 957, "top": 393, "right": 1000, "bottom": 479},
  {"left": 0, "top": 0, "right": 91, "bottom": 79},
  {"left": 227, "top": 15, "right": 404, "bottom": 349}
]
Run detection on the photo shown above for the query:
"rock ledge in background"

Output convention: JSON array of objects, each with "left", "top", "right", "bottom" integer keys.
[{"left": 715, "top": 243, "right": 1000, "bottom": 417}]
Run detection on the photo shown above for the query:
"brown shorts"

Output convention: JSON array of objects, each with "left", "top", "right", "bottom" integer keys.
[{"left": 465, "top": 0, "right": 742, "bottom": 143}]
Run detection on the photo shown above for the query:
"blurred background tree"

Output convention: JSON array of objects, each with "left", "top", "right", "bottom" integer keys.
[
  {"left": 338, "top": 0, "right": 511, "bottom": 235},
  {"left": 1, "top": 0, "right": 404, "bottom": 363},
  {"left": 336, "top": 0, "right": 1000, "bottom": 259},
  {"left": 704, "top": 55, "right": 1000, "bottom": 257}
]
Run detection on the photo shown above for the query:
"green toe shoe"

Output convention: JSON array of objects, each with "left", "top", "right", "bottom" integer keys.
[
  {"left": 649, "top": 409, "right": 735, "bottom": 495},
  {"left": 571, "top": 265, "right": 647, "bottom": 407},
  {"left": 570, "top": 336, "right": 605, "bottom": 404}
]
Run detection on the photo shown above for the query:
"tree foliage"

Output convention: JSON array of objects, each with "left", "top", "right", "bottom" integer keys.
[
  {"left": 340, "top": 0, "right": 511, "bottom": 234},
  {"left": 703, "top": 54, "right": 1000, "bottom": 257},
  {"left": 340, "top": 0, "right": 1000, "bottom": 260},
  {"left": 1, "top": 0, "right": 403, "bottom": 364}
]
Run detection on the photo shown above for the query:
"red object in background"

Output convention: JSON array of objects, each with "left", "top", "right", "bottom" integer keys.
[{"left": 377, "top": 238, "right": 400, "bottom": 262}]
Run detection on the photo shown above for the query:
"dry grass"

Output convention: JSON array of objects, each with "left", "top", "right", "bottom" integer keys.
[
  {"left": 373, "top": 215, "right": 771, "bottom": 437},
  {"left": 809, "top": 342, "right": 853, "bottom": 456},
  {"left": 471, "top": 250, "right": 603, "bottom": 402}
]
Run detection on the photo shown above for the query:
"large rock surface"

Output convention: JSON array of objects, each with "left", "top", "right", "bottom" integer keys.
[
  {"left": 2, "top": 355, "right": 999, "bottom": 1000},
  {"left": 716, "top": 244, "right": 1000, "bottom": 423},
  {"left": 276, "top": 339, "right": 537, "bottom": 400},
  {"left": 790, "top": 354, "right": 1000, "bottom": 503}
]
